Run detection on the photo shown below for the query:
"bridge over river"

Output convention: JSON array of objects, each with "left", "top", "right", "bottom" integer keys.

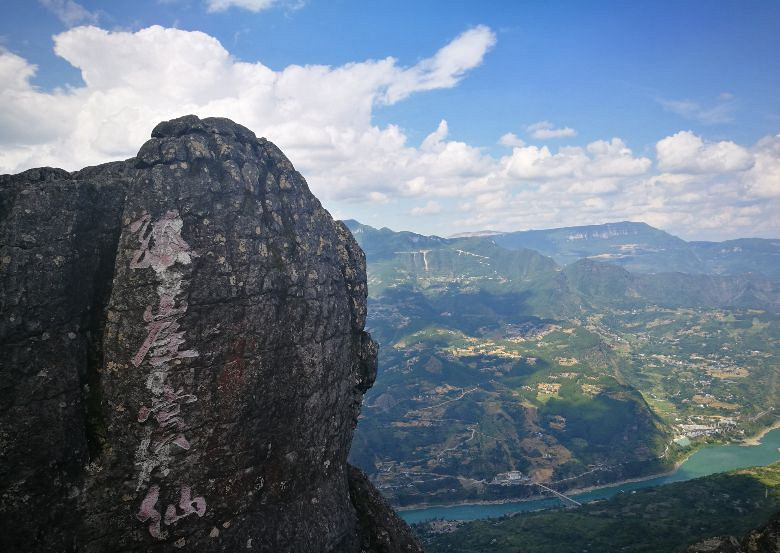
[
  {"left": 399, "top": 426, "right": 780, "bottom": 524},
  {"left": 535, "top": 483, "right": 582, "bottom": 508}
]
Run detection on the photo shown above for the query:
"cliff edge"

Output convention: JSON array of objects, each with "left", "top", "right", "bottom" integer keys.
[{"left": 0, "top": 115, "right": 422, "bottom": 553}]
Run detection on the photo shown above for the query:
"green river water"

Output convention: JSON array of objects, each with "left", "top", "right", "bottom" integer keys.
[{"left": 400, "top": 427, "right": 780, "bottom": 524}]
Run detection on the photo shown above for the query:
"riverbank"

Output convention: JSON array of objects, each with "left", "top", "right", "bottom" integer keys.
[
  {"left": 419, "top": 463, "right": 780, "bottom": 553},
  {"left": 742, "top": 418, "right": 780, "bottom": 446},
  {"left": 396, "top": 454, "right": 699, "bottom": 512},
  {"left": 397, "top": 424, "right": 780, "bottom": 520},
  {"left": 396, "top": 466, "right": 678, "bottom": 512},
  {"left": 395, "top": 494, "right": 543, "bottom": 513}
]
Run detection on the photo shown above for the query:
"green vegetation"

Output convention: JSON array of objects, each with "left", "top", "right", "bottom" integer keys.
[
  {"left": 492, "top": 221, "right": 780, "bottom": 280},
  {"left": 346, "top": 220, "right": 780, "bottom": 506},
  {"left": 418, "top": 463, "right": 780, "bottom": 553}
]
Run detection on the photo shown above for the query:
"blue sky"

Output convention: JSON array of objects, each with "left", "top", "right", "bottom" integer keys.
[{"left": 1, "top": 0, "right": 779, "bottom": 239}]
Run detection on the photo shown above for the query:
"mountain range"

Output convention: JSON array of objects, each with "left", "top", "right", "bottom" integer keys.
[
  {"left": 345, "top": 219, "right": 780, "bottom": 312},
  {"left": 346, "top": 219, "right": 780, "bottom": 506},
  {"left": 489, "top": 221, "right": 780, "bottom": 280}
]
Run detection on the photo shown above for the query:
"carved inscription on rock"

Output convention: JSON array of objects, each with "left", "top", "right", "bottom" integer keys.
[{"left": 128, "top": 211, "right": 206, "bottom": 539}]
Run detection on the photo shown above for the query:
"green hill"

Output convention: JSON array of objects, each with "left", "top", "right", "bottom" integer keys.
[
  {"left": 690, "top": 238, "right": 780, "bottom": 281},
  {"left": 492, "top": 221, "right": 704, "bottom": 274},
  {"left": 418, "top": 463, "right": 780, "bottom": 553},
  {"left": 346, "top": 221, "right": 780, "bottom": 506},
  {"left": 563, "top": 259, "right": 780, "bottom": 311},
  {"left": 489, "top": 222, "right": 780, "bottom": 280}
]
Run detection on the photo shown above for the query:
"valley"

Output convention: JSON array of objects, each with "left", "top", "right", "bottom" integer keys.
[
  {"left": 416, "top": 461, "right": 780, "bottom": 553},
  {"left": 347, "top": 220, "right": 780, "bottom": 507}
]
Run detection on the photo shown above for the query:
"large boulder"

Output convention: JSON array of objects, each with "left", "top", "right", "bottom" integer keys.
[
  {"left": 0, "top": 115, "right": 420, "bottom": 553},
  {"left": 1, "top": 162, "right": 132, "bottom": 552}
]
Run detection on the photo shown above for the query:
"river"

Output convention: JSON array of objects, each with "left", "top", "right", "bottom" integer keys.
[{"left": 399, "top": 427, "right": 780, "bottom": 524}]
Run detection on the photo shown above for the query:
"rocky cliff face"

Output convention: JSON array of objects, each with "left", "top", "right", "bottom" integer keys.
[{"left": 0, "top": 115, "right": 421, "bottom": 553}]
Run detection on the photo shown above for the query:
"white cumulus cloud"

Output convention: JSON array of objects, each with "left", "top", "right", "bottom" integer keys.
[
  {"left": 656, "top": 131, "right": 754, "bottom": 173},
  {"left": 526, "top": 120, "right": 577, "bottom": 139},
  {"left": 381, "top": 25, "right": 496, "bottom": 104},
  {"left": 501, "top": 138, "right": 650, "bottom": 181},
  {"left": 498, "top": 132, "right": 524, "bottom": 147},
  {"left": 206, "top": 0, "right": 276, "bottom": 12},
  {"left": 0, "top": 24, "right": 496, "bottom": 200},
  {"left": 451, "top": 131, "right": 778, "bottom": 240},
  {"left": 0, "top": 24, "right": 777, "bottom": 240},
  {"left": 743, "top": 134, "right": 780, "bottom": 198}
]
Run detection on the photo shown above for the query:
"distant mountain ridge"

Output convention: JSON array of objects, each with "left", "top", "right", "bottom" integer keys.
[
  {"left": 343, "top": 220, "right": 780, "bottom": 312},
  {"left": 493, "top": 221, "right": 699, "bottom": 274},
  {"left": 345, "top": 220, "right": 779, "bottom": 280},
  {"left": 447, "top": 230, "right": 504, "bottom": 238},
  {"left": 493, "top": 222, "right": 780, "bottom": 279}
]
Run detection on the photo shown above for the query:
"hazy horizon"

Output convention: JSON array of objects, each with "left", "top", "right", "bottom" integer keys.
[{"left": 345, "top": 217, "right": 779, "bottom": 242}]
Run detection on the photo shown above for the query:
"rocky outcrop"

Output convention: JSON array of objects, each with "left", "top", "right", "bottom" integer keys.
[
  {"left": 348, "top": 466, "right": 423, "bottom": 553},
  {"left": 686, "top": 537, "right": 745, "bottom": 553},
  {"left": 685, "top": 511, "right": 780, "bottom": 553},
  {"left": 0, "top": 115, "right": 419, "bottom": 552}
]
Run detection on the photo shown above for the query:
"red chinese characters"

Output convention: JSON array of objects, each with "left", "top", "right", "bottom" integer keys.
[{"left": 128, "top": 211, "right": 207, "bottom": 539}]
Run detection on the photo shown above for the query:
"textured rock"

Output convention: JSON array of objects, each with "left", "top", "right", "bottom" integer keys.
[
  {"left": 0, "top": 115, "right": 419, "bottom": 553},
  {"left": 348, "top": 465, "right": 423, "bottom": 553},
  {"left": 686, "top": 537, "right": 744, "bottom": 553},
  {"left": 685, "top": 511, "right": 780, "bottom": 553},
  {"left": 0, "top": 162, "right": 132, "bottom": 552},
  {"left": 741, "top": 511, "right": 780, "bottom": 552}
]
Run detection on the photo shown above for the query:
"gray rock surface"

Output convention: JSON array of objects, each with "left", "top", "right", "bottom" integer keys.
[
  {"left": 0, "top": 115, "right": 419, "bottom": 553},
  {"left": 1, "top": 162, "right": 132, "bottom": 552},
  {"left": 685, "top": 511, "right": 780, "bottom": 553},
  {"left": 348, "top": 465, "right": 423, "bottom": 553}
]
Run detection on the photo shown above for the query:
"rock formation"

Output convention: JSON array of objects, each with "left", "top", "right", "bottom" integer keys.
[
  {"left": 0, "top": 115, "right": 421, "bottom": 553},
  {"left": 685, "top": 511, "right": 780, "bottom": 553}
]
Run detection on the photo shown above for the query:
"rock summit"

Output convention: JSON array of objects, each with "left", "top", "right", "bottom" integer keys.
[{"left": 0, "top": 115, "right": 421, "bottom": 553}]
